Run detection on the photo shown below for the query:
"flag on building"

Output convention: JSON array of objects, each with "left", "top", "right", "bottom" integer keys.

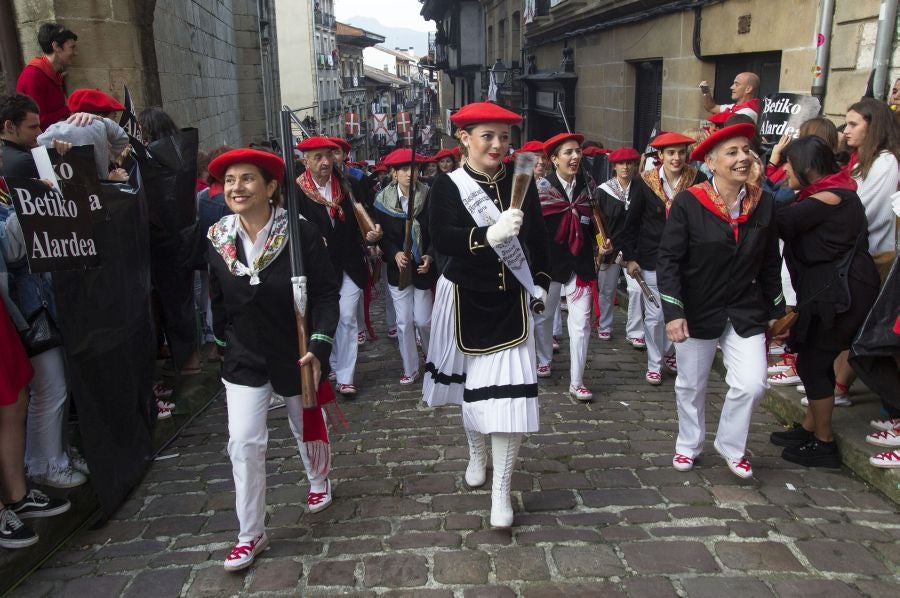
[
  {"left": 345, "top": 112, "right": 360, "bottom": 135},
  {"left": 395, "top": 111, "right": 412, "bottom": 133},
  {"left": 372, "top": 113, "right": 389, "bottom": 135}
]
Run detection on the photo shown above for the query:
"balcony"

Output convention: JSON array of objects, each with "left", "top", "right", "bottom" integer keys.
[
  {"left": 314, "top": 10, "right": 336, "bottom": 29},
  {"left": 343, "top": 76, "right": 362, "bottom": 89}
]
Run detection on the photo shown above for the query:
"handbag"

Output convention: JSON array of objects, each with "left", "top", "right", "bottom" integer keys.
[{"left": 19, "top": 307, "right": 63, "bottom": 357}]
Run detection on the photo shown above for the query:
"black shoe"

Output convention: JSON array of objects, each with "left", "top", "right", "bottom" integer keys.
[
  {"left": 0, "top": 508, "right": 39, "bottom": 549},
  {"left": 781, "top": 438, "right": 841, "bottom": 469},
  {"left": 770, "top": 423, "right": 814, "bottom": 448},
  {"left": 9, "top": 489, "right": 71, "bottom": 519}
]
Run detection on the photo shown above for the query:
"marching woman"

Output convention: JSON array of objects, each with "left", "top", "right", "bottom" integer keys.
[
  {"left": 206, "top": 149, "right": 340, "bottom": 571},
  {"left": 373, "top": 148, "right": 435, "bottom": 384},
  {"left": 596, "top": 146, "right": 644, "bottom": 346},
  {"left": 434, "top": 148, "right": 459, "bottom": 174},
  {"left": 424, "top": 102, "right": 550, "bottom": 528},
  {"left": 533, "top": 132, "right": 599, "bottom": 402},
  {"left": 657, "top": 124, "right": 785, "bottom": 479},
  {"left": 622, "top": 132, "right": 706, "bottom": 384}
]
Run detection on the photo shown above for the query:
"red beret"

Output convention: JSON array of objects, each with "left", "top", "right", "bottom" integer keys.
[
  {"left": 543, "top": 132, "right": 584, "bottom": 157},
  {"left": 450, "top": 146, "right": 461, "bottom": 160},
  {"left": 650, "top": 132, "right": 696, "bottom": 149},
  {"left": 66, "top": 89, "right": 124, "bottom": 114},
  {"left": 450, "top": 102, "right": 522, "bottom": 128},
  {"left": 517, "top": 140, "right": 545, "bottom": 154},
  {"left": 296, "top": 136, "right": 340, "bottom": 153},
  {"left": 372, "top": 162, "right": 388, "bottom": 173},
  {"left": 607, "top": 147, "right": 641, "bottom": 163},
  {"left": 382, "top": 148, "right": 428, "bottom": 168},
  {"left": 501, "top": 154, "right": 514, "bottom": 164},
  {"left": 433, "top": 148, "right": 455, "bottom": 161},
  {"left": 582, "top": 147, "right": 612, "bottom": 157},
  {"left": 690, "top": 123, "right": 757, "bottom": 162},
  {"left": 707, "top": 111, "right": 731, "bottom": 126},
  {"left": 208, "top": 148, "right": 285, "bottom": 183},
  {"left": 419, "top": 154, "right": 436, "bottom": 163},
  {"left": 327, "top": 137, "right": 351, "bottom": 153}
]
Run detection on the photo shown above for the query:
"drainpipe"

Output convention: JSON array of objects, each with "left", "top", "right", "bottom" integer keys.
[
  {"left": 872, "top": 0, "right": 898, "bottom": 100},
  {"left": 257, "top": 0, "right": 273, "bottom": 142},
  {"left": 811, "top": 0, "right": 835, "bottom": 102},
  {"left": 0, "top": 0, "right": 23, "bottom": 93}
]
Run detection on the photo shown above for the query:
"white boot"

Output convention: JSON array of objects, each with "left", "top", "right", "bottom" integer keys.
[
  {"left": 464, "top": 426, "right": 487, "bottom": 487},
  {"left": 490, "top": 432, "right": 523, "bottom": 529}
]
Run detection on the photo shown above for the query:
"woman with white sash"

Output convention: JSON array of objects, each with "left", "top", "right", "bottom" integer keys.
[
  {"left": 423, "top": 102, "right": 550, "bottom": 528},
  {"left": 373, "top": 148, "right": 434, "bottom": 384}
]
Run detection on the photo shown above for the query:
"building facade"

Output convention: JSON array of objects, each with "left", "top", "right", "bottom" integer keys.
[
  {"left": 3, "top": 0, "right": 280, "bottom": 151},
  {"left": 337, "top": 22, "right": 385, "bottom": 160}
]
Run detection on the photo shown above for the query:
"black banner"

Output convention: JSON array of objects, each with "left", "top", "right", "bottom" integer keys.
[
  {"left": 53, "top": 164, "right": 156, "bottom": 518},
  {"left": 3, "top": 175, "right": 100, "bottom": 272},
  {"left": 758, "top": 94, "right": 822, "bottom": 143},
  {"left": 48, "top": 145, "right": 107, "bottom": 220}
]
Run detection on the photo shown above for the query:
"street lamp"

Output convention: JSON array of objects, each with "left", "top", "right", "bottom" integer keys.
[{"left": 491, "top": 58, "right": 509, "bottom": 87}]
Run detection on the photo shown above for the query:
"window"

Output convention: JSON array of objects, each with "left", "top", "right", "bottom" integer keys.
[
  {"left": 511, "top": 12, "right": 521, "bottom": 67},
  {"left": 711, "top": 51, "right": 782, "bottom": 104},
  {"left": 498, "top": 19, "right": 506, "bottom": 62},
  {"left": 632, "top": 60, "right": 662, "bottom": 151}
]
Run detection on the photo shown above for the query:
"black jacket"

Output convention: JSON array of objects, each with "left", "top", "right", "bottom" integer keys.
[
  {"left": 208, "top": 216, "right": 340, "bottom": 395},
  {"left": 429, "top": 164, "right": 551, "bottom": 353},
  {"left": 296, "top": 174, "right": 370, "bottom": 290},
  {"left": 0, "top": 139, "right": 40, "bottom": 179},
  {"left": 595, "top": 177, "right": 639, "bottom": 263},
  {"left": 657, "top": 186, "right": 785, "bottom": 339},
  {"left": 621, "top": 168, "right": 706, "bottom": 270},
  {"left": 374, "top": 182, "right": 437, "bottom": 290},
  {"left": 541, "top": 171, "right": 597, "bottom": 283}
]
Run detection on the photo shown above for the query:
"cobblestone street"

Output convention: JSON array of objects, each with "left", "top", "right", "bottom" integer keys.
[{"left": 11, "top": 302, "right": 900, "bottom": 597}]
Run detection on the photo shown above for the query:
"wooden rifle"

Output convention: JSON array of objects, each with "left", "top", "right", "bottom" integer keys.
[
  {"left": 557, "top": 102, "right": 611, "bottom": 263},
  {"left": 279, "top": 108, "right": 317, "bottom": 409},
  {"left": 335, "top": 165, "right": 377, "bottom": 239},
  {"left": 398, "top": 123, "right": 420, "bottom": 290}
]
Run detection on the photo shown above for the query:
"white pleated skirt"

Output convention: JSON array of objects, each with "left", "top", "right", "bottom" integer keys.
[{"left": 423, "top": 276, "right": 540, "bottom": 434}]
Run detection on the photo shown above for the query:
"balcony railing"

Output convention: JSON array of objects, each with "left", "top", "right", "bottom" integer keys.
[
  {"left": 343, "top": 76, "right": 362, "bottom": 89},
  {"left": 314, "top": 10, "right": 336, "bottom": 29}
]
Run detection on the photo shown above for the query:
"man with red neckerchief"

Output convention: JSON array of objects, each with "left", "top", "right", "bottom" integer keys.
[{"left": 699, "top": 72, "right": 761, "bottom": 124}]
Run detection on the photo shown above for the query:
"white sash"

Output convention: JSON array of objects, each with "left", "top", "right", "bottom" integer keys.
[{"left": 447, "top": 169, "right": 541, "bottom": 301}]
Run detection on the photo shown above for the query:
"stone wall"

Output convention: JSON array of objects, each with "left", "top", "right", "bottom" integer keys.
[{"left": 10, "top": 0, "right": 273, "bottom": 150}]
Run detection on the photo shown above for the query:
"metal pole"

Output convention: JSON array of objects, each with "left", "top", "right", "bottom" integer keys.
[
  {"left": 811, "top": 0, "right": 835, "bottom": 102},
  {"left": 872, "top": 0, "right": 898, "bottom": 100}
]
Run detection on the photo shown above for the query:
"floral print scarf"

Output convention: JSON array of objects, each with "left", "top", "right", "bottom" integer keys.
[{"left": 207, "top": 207, "right": 288, "bottom": 285}]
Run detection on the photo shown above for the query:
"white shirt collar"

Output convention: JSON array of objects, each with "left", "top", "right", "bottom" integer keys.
[
  {"left": 711, "top": 178, "right": 747, "bottom": 217},
  {"left": 236, "top": 208, "right": 275, "bottom": 268}
]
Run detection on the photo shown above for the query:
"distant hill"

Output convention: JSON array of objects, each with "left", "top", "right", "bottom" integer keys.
[{"left": 343, "top": 16, "right": 433, "bottom": 57}]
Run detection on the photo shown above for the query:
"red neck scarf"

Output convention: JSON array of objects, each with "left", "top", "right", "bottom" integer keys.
[
  {"left": 796, "top": 170, "right": 857, "bottom": 201},
  {"left": 687, "top": 180, "right": 762, "bottom": 243},
  {"left": 538, "top": 176, "right": 592, "bottom": 256},
  {"left": 297, "top": 169, "right": 345, "bottom": 220},
  {"left": 26, "top": 56, "right": 63, "bottom": 90}
]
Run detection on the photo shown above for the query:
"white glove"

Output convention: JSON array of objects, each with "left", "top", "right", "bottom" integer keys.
[{"left": 486, "top": 208, "right": 523, "bottom": 247}]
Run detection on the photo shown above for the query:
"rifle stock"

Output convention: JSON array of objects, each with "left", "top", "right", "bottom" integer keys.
[
  {"left": 337, "top": 168, "right": 377, "bottom": 238},
  {"left": 767, "top": 311, "right": 798, "bottom": 338},
  {"left": 293, "top": 292, "right": 318, "bottom": 409},
  {"left": 398, "top": 124, "right": 420, "bottom": 290}
]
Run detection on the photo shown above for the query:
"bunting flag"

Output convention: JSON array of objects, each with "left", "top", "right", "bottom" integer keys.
[
  {"left": 345, "top": 112, "right": 360, "bottom": 135},
  {"left": 395, "top": 111, "right": 412, "bottom": 133},
  {"left": 117, "top": 84, "right": 145, "bottom": 146},
  {"left": 399, "top": 130, "right": 413, "bottom": 146},
  {"left": 387, "top": 129, "right": 398, "bottom": 145},
  {"left": 372, "top": 113, "right": 389, "bottom": 135}
]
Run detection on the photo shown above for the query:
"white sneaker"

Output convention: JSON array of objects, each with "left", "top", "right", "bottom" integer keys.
[
  {"left": 866, "top": 428, "right": 900, "bottom": 448},
  {"left": 768, "top": 343, "right": 786, "bottom": 356},
  {"left": 29, "top": 465, "right": 88, "bottom": 489},
  {"left": 68, "top": 448, "right": 90, "bottom": 475},
  {"left": 268, "top": 393, "right": 286, "bottom": 410},
  {"left": 796, "top": 384, "right": 806, "bottom": 395},
  {"left": 307, "top": 479, "right": 333, "bottom": 513},
  {"left": 714, "top": 442, "right": 753, "bottom": 479},
  {"left": 223, "top": 532, "right": 269, "bottom": 571},
  {"left": 870, "top": 418, "right": 900, "bottom": 432},
  {"left": 568, "top": 385, "right": 593, "bottom": 402},
  {"left": 801, "top": 395, "right": 852, "bottom": 407},
  {"left": 869, "top": 450, "right": 900, "bottom": 469},
  {"left": 769, "top": 371, "right": 801, "bottom": 385},
  {"left": 537, "top": 364, "right": 552, "bottom": 378},
  {"left": 672, "top": 453, "right": 694, "bottom": 472}
]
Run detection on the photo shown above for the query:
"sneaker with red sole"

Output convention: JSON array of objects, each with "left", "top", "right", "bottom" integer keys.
[
  {"left": 628, "top": 337, "right": 646, "bottom": 349},
  {"left": 869, "top": 450, "right": 900, "bottom": 468},
  {"left": 672, "top": 453, "right": 694, "bottom": 471},
  {"left": 537, "top": 364, "right": 552, "bottom": 378},
  {"left": 645, "top": 370, "right": 662, "bottom": 385},
  {"left": 337, "top": 383, "right": 357, "bottom": 396},
  {"left": 866, "top": 428, "right": 900, "bottom": 448},
  {"left": 224, "top": 532, "right": 269, "bottom": 571},
  {"left": 308, "top": 479, "right": 333, "bottom": 513},
  {"left": 597, "top": 330, "right": 611, "bottom": 341},
  {"left": 715, "top": 443, "right": 753, "bottom": 479}
]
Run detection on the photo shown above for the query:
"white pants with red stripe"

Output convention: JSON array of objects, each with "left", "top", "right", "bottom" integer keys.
[
  {"left": 535, "top": 274, "right": 592, "bottom": 387},
  {"left": 389, "top": 284, "right": 433, "bottom": 377},
  {"left": 224, "top": 380, "right": 329, "bottom": 543},
  {"left": 673, "top": 321, "right": 767, "bottom": 460}
]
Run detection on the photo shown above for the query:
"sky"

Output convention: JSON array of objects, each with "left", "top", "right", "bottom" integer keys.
[{"left": 334, "top": 0, "right": 435, "bottom": 32}]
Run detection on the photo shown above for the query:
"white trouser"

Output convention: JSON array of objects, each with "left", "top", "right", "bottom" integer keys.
[
  {"left": 553, "top": 301, "right": 562, "bottom": 337},
  {"left": 596, "top": 263, "right": 620, "bottom": 333},
  {"left": 535, "top": 275, "right": 592, "bottom": 387},
  {"left": 330, "top": 273, "right": 362, "bottom": 385},
  {"left": 389, "top": 285, "right": 433, "bottom": 376},
  {"left": 382, "top": 266, "right": 396, "bottom": 329},
  {"left": 25, "top": 347, "right": 70, "bottom": 475},
  {"left": 224, "top": 379, "right": 329, "bottom": 543},
  {"left": 625, "top": 272, "right": 644, "bottom": 339},
  {"left": 673, "top": 321, "right": 767, "bottom": 460},
  {"left": 779, "top": 241, "right": 797, "bottom": 306},
  {"left": 641, "top": 270, "right": 671, "bottom": 372}
]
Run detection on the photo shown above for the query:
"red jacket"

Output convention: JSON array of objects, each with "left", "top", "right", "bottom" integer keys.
[{"left": 16, "top": 56, "right": 69, "bottom": 131}]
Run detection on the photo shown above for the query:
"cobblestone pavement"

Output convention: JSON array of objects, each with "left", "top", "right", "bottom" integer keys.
[{"left": 11, "top": 301, "right": 900, "bottom": 597}]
